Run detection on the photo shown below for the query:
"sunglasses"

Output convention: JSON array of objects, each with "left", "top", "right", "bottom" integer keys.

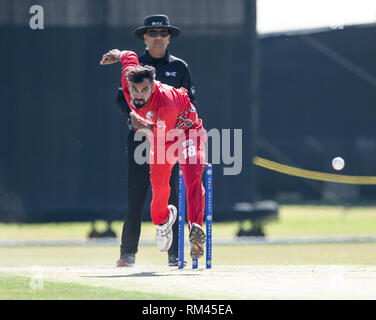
[{"left": 147, "top": 29, "right": 170, "bottom": 38}]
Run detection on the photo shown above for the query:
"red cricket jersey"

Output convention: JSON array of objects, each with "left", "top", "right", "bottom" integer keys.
[{"left": 119, "top": 51, "right": 203, "bottom": 135}]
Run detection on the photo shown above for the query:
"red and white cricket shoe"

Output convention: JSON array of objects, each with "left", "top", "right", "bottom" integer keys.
[
  {"left": 189, "top": 223, "right": 206, "bottom": 259},
  {"left": 155, "top": 205, "right": 177, "bottom": 252}
]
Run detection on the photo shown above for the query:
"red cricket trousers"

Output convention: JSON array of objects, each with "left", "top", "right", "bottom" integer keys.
[{"left": 149, "top": 129, "right": 206, "bottom": 227}]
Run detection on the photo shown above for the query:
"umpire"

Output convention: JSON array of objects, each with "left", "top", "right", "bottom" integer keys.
[{"left": 116, "top": 15, "right": 196, "bottom": 267}]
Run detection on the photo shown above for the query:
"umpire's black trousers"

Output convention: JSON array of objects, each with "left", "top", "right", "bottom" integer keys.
[{"left": 120, "top": 129, "right": 179, "bottom": 258}]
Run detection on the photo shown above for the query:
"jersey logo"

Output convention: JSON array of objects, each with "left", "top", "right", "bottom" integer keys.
[
  {"left": 146, "top": 111, "right": 154, "bottom": 121},
  {"left": 176, "top": 107, "right": 196, "bottom": 129},
  {"left": 165, "top": 71, "right": 177, "bottom": 77}
]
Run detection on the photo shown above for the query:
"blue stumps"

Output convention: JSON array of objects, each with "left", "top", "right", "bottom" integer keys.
[
  {"left": 178, "top": 164, "right": 213, "bottom": 270},
  {"left": 205, "top": 164, "right": 213, "bottom": 269},
  {"left": 178, "top": 168, "right": 185, "bottom": 270}
]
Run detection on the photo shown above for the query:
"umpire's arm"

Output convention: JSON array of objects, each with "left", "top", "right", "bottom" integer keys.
[{"left": 181, "top": 66, "right": 197, "bottom": 106}]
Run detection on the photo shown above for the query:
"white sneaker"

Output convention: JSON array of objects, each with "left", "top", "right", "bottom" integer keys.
[{"left": 155, "top": 205, "right": 177, "bottom": 252}]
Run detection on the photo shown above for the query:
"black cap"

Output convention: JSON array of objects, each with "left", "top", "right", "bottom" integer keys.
[{"left": 133, "top": 14, "right": 181, "bottom": 39}]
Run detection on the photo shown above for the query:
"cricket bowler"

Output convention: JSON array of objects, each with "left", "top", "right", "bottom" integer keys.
[{"left": 100, "top": 49, "right": 207, "bottom": 259}]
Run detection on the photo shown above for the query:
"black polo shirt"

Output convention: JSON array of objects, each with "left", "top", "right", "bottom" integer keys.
[{"left": 116, "top": 49, "right": 196, "bottom": 124}]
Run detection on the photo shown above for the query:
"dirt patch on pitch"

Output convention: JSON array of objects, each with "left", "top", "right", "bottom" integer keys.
[{"left": 1, "top": 265, "right": 376, "bottom": 299}]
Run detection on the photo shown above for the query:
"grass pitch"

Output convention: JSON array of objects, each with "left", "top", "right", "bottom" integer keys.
[
  {"left": 1, "top": 265, "right": 376, "bottom": 300},
  {"left": 1, "top": 205, "right": 376, "bottom": 299}
]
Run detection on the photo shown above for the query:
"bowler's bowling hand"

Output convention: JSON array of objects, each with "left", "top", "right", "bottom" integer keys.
[
  {"left": 100, "top": 49, "right": 121, "bottom": 65},
  {"left": 130, "top": 112, "right": 152, "bottom": 132}
]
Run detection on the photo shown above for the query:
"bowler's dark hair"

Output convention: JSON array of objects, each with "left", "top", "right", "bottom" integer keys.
[{"left": 126, "top": 65, "right": 156, "bottom": 83}]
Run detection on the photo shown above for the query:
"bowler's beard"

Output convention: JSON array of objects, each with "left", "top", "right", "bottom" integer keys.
[{"left": 132, "top": 98, "right": 147, "bottom": 109}]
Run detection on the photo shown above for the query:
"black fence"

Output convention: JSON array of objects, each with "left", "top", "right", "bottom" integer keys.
[
  {"left": 0, "top": 0, "right": 256, "bottom": 222},
  {"left": 258, "top": 25, "right": 376, "bottom": 203},
  {"left": 0, "top": 0, "right": 375, "bottom": 223}
]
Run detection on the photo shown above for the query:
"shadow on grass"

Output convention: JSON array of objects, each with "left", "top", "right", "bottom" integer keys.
[{"left": 81, "top": 272, "right": 199, "bottom": 278}]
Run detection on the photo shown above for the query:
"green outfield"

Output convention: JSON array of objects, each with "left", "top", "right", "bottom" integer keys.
[
  {"left": 1, "top": 243, "right": 376, "bottom": 267},
  {"left": 2, "top": 204, "right": 376, "bottom": 267},
  {"left": 0, "top": 273, "right": 180, "bottom": 300},
  {"left": 1, "top": 205, "right": 376, "bottom": 241}
]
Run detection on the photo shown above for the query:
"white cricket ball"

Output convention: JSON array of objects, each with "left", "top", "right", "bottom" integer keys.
[{"left": 332, "top": 157, "right": 345, "bottom": 170}]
